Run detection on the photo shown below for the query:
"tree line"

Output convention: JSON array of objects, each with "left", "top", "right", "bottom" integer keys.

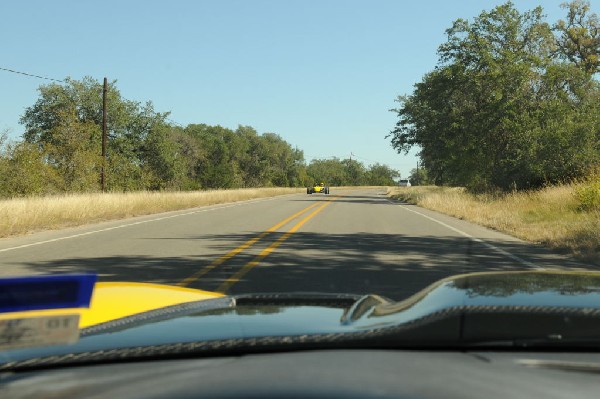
[
  {"left": 0, "top": 77, "right": 398, "bottom": 198},
  {"left": 388, "top": 1, "right": 599, "bottom": 191}
]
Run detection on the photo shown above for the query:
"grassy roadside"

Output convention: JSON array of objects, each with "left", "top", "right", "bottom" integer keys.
[
  {"left": 388, "top": 185, "right": 600, "bottom": 265},
  {"left": 0, "top": 188, "right": 304, "bottom": 238}
]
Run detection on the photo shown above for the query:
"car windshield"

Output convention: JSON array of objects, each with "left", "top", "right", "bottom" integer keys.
[{"left": 0, "top": 0, "right": 599, "bottom": 358}]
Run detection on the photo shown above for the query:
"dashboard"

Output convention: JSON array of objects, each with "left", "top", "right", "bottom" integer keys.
[{"left": 2, "top": 349, "right": 600, "bottom": 398}]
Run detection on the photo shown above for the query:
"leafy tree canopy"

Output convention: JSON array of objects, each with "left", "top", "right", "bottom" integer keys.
[{"left": 388, "top": 1, "right": 600, "bottom": 191}]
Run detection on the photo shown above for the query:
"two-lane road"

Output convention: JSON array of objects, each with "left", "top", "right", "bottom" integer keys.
[{"left": 0, "top": 189, "right": 590, "bottom": 300}]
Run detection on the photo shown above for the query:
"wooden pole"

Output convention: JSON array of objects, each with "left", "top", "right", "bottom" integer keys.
[{"left": 101, "top": 77, "right": 107, "bottom": 192}]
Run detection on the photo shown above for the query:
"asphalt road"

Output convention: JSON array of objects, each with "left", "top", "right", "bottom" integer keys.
[{"left": 0, "top": 189, "right": 592, "bottom": 301}]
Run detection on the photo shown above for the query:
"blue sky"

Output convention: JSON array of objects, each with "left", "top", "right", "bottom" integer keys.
[{"left": 1, "top": 0, "right": 570, "bottom": 177}]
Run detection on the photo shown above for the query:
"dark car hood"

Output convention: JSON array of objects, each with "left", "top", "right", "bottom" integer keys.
[{"left": 3, "top": 270, "right": 600, "bottom": 369}]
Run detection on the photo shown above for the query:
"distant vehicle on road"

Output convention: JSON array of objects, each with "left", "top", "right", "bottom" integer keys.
[
  {"left": 399, "top": 179, "right": 411, "bottom": 187},
  {"left": 307, "top": 182, "right": 330, "bottom": 194}
]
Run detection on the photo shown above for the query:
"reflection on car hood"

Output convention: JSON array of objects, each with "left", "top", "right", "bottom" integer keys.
[{"left": 3, "top": 270, "right": 600, "bottom": 369}]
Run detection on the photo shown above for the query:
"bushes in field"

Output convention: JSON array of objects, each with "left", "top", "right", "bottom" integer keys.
[{"left": 575, "top": 172, "right": 600, "bottom": 211}]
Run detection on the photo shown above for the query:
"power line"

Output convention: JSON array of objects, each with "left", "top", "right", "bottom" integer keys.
[{"left": 0, "top": 66, "right": 66, "bottom": 83}]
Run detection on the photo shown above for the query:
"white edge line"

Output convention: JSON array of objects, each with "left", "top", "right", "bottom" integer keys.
[
  {"left": 387, "top": 199, "right": 543, "bottom": 270},
  {"left": 0, "top": 193, "right": 302, "bottom": 254}
]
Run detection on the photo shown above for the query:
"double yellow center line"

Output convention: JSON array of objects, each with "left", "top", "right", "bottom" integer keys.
[{"left": 178, "top": 196, "right": 339, "bottom": 292}]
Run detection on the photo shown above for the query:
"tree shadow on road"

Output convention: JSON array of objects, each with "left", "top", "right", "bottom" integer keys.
[
  {"left": 199, "top": 231, "right": 544, "bottom": 300},
  {"left": 14, "top": 231, "right": 585, "bottom": 301}
]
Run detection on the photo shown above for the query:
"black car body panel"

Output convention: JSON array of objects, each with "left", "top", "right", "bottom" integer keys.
[{"left": 3, "top": 271, "right": 600, "bottom": 370}]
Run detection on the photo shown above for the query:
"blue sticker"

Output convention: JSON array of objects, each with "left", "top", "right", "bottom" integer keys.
[{"left": 0, "top": 274, "right": 97, "bottom": 313}]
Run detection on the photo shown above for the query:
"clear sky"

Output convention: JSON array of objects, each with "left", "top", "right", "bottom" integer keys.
[{"left": 1, "top": 0, "right": 570, "bottom": 177}]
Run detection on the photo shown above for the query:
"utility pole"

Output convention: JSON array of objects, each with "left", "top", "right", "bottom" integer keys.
[
  {"left": 416, "top": 160, "right": 419, "bottom": 186},
  {"left": 101, "top": 77, "right": 107, "bottom": 192}
]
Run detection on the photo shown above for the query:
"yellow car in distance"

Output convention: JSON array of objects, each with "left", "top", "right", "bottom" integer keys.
[{"left": 307, "top": 182, "right": 330, "bottom": 194}]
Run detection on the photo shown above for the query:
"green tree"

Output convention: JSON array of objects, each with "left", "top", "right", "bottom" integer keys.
[
  {"left": 366, "top": 163, "right": 399, "bottom": 186},
  {"left": 307, "top": 158, "right": 349, "bottom": 186},
  {"left": 289, "top": 147, "right": 308, "bottom": 187},
  {"left": 20, "top": 77, "right": 170, "bottom": 192},
  {"left": 143, "top": 125, "right": 190, "bottom": 190},
  {"left": 0, "top": 141, "right": 60, "bottom": 197},
  {"left": 306, "top": 158, "right": 395, "bottom": 186},
  {"left": 43, "top": 112, "right": 101, "bottom": 191},
  {"left": 409, "top": 167, "right": 429, "bottom": 186},
  {"left": 191, "top": 124, "right": 237, "bottom": 189},
  {"left": 554, "top": 0, "right": 600, "bottom": 75},
  {"left": 179, "top": 124, "right": 305, "bottom": 189},
  {"left": 14, "top": 79, "right": 313, "bottom": 194},
  {"left": 342, "top": 159, "right": 367, "bottom": 185},
  {"left": 388, "top": 2, "right": 599, "bottom": 191},
  {"left": 168, "top": 127, "right": 203, "bottom": 190}
]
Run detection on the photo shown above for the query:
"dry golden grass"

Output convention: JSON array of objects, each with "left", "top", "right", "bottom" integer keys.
[
  {"left": 0, "top": 188, "right": 304, "bottom": 238},
  {"left": 388, "top": 185, "right": 600, "bottom": 265}
]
